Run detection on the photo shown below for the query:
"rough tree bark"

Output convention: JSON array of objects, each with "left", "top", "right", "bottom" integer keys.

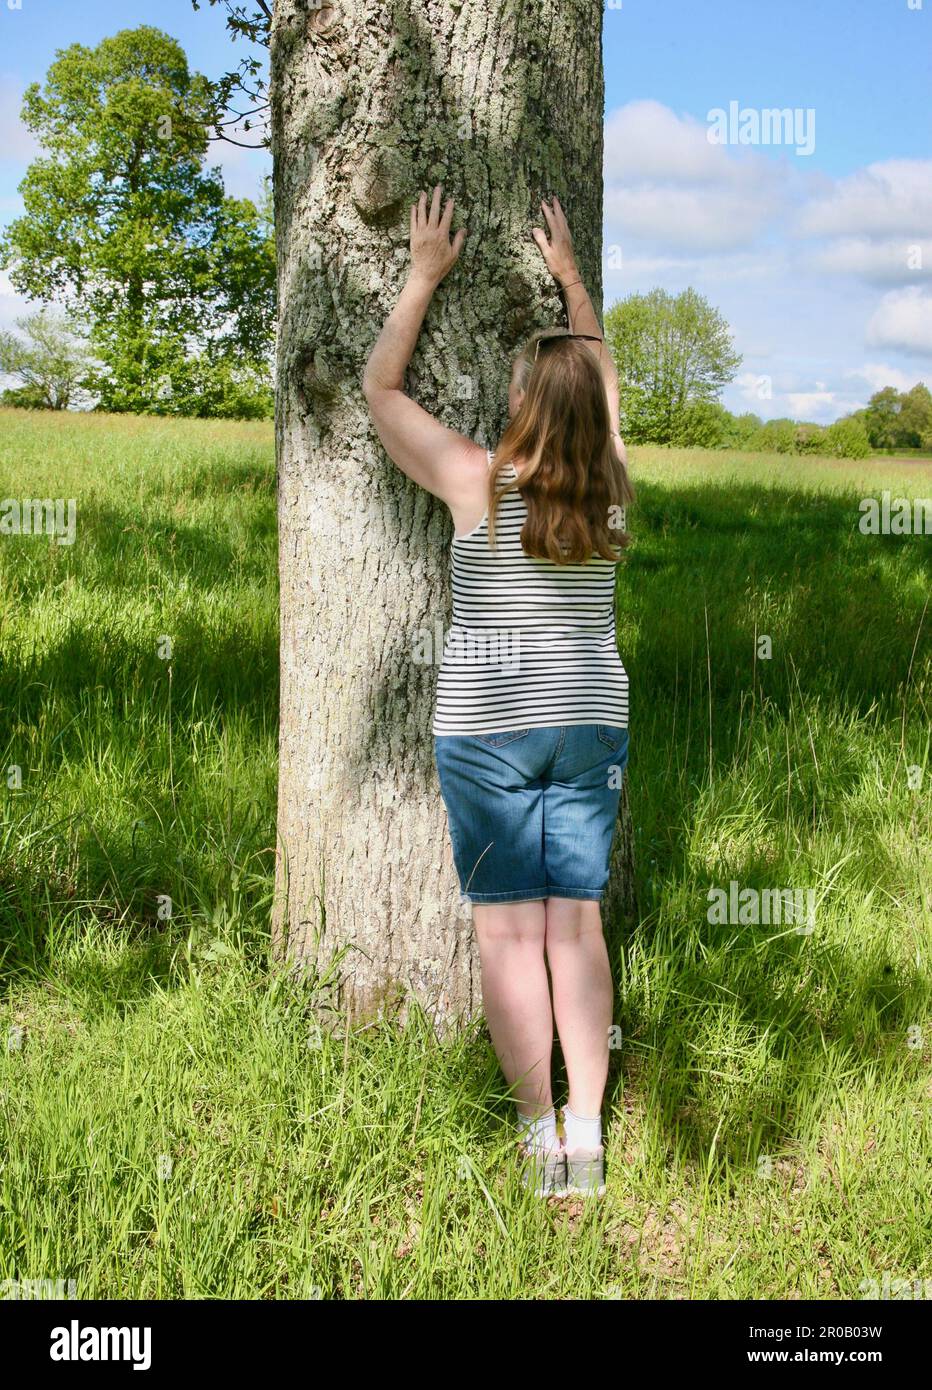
[{"left": 270, "top": 0, "right": 635, "bottom": 1029}]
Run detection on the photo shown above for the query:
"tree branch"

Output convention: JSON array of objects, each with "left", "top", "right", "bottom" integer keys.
[{"left": 210, "top": 131, "right": 270, "bottom": 149}]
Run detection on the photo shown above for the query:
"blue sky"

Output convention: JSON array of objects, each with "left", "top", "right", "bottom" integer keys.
[
  {"left": 604, "top": 0, "right": 930, "bottom": 175},
  {"left": 1, "top": 0, "right": 930, "bottom": 420},
  {"left": 602, "top": 0, "right": 932, "bottom": 418}
]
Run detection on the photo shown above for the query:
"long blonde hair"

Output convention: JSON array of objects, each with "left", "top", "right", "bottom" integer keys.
[{"left": 488, "top": 329, "right": 634, "bottom": 564}]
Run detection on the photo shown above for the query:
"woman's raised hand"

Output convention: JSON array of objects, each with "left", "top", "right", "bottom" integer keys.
[
  {"left": 410, "top": 185, "right": 466, "bottom": 287},
  {"left": 531, "top": 195, "right": 579, "bottom": 289}
]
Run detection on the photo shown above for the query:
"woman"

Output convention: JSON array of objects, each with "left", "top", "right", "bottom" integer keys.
[{"left": 363, "top": 187, "right": 633, "bottom": 1198}]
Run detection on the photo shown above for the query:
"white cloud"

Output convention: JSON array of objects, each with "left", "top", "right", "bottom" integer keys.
[
  {"left": 603, "top": 99, "right": 785, "bottom": 253},
  {"left": 809, "top": 237, "right": 931, "bottom": 285},
  {"left": 604, "top": 184, "right": 780, "bottom": 253},
  {"left": 602, "top": 103, "right": 932, "bottom": 407},
  {"left": 844, "top": 362, "right": 922, "bottom": 394},
  {"left": 607, "top": 253, "right": 696, "bottom": 277},
  {"left": 866, "top": 287, "right": 932, "bottom": 357},
  {"left": 797, "top": 160, "right": 932, "bottom": 239},
  {"left": 603, "top": 105, "right": 932, "bottom": 286},
  {"left": 732, "top": 370, "right": 869, "bottom": 423},
  {"left": 605, "top": 99, "right": 775, "bottom": 187},
  {"left": 786, "top": 390, "right": 836, "bottom": 417},
  {"left": 735, "top": 371, "right": 775, "bottom": 405}
]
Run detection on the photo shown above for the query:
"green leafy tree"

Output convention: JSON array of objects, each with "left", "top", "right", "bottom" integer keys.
[
  {"left": 671, "top": 400, "right": 733, "bottom": 449},
  {"left": 605, "top": 288, "right": 741, "bottom": 444},
  {"left": 147, "top": 351, "right": 273, "bottom": 420},
  {"left": 825, "top": 417, "right": 871, "bottom": 459},
  {"left": 0, "top": 309, "right": 92, "bottom": 410},
  {"left": 747, "top": 418, "right": 796, "bottom": 454},
  {"left": 897, "top": 383, "right": 932, "bottom": 448},
  {"left": 860, "top": 386, "right": 902, "bottom": 449},
  {"left": 728, "top": 412, "right": 763, "bottom": 448},
  {"left": 0, "top": 26, "right": 275, "bottom": 416},
  {"left": 793, "top": 422, "right": 827, "bottom": 455},
  {"left": 853, "top": 383, "right": 931, "bottom": 451}
]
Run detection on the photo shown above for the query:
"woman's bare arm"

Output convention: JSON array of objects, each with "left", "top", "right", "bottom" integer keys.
[
  {"left": 532, "top": 196, "right": 627, "bottom": 465},
  {"left": 362, "top": 186, "right": 487, "bottom": 504}
]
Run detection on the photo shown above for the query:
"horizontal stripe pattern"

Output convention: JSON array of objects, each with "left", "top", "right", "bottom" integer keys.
[{"left": 433, "top": 455, "right": 629, "bottom": 735}]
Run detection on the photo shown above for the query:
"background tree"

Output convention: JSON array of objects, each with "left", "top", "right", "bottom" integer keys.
[
  {"left": 0, "top": 310, "right": 92, "bottom": 410},
  {"left": 897, "top": 383, "right": 932, "bottom": 448},
  {"left": 857, "top": 386, "right": 902, "bottom": 449},
  {"left": 0, "top": 26, "right": 275, "bottom": 417},
  {"left": 851, "top": 383, "right": 931, "bottom": 452},
  {"left": 605, "top": 287, "right": 741, "bottom": 444},
  {"left": 746, "top": 417, "right": 797, "bottom": 454},
  {"left": 271, "top": 0, "right": 635, "bottom": 1026},
  {"left": 824, "top": 416, "right": 871, "bottom": 459},
  {"left": 729, "top": 411, "right": 764, "bottom": 448},
  {"left": 793, "top": 422, "right": 828, "bottom": 455},
  {"left": 670, "top": 400, "right": 734, "bottom": 450}
]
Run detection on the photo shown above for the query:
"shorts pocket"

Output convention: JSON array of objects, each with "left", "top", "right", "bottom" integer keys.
[
  {"left": 597, "top": 724, "right": 626, "bottom": 751},
  {"left": 475, "top": 728, "right": 530, "bottom": 748}
]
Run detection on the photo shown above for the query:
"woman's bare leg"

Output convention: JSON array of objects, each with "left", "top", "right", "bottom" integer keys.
[
  {"left": 472, "top": 900, "right": 553, "bottom": 1117},
  {"left": 544, "top": 897, "right": 613, "bottom": 1117}
]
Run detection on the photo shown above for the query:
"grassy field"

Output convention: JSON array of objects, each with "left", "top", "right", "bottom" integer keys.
[{"left": 0, "top": 409, "right": 929, "bottom": 1300}]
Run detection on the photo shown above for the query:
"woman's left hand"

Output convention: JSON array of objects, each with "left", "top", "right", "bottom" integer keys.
[
  {"left": 410, "top": 185, "right": 466, "bottom": 287},
  {"left": 532, "top": 195, "right": 578, "bottom": 288}
]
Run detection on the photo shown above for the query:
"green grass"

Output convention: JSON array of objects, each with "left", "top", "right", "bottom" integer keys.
[
  {"left": 1, "top": 409, "right": 930, "bottom": 1299},
  {"left": 869, "top": 447, "right": 932, "bottom": 460}
]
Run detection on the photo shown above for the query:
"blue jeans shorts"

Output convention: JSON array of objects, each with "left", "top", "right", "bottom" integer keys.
[{"left": 434, "top": 724, "right": 629, "bottom": 904}]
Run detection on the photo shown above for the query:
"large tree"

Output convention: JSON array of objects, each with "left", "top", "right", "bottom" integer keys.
[
  {"left": 270, "top": 0, "right": 635, "bottom": 1027},
  {"left": 0, "top": 26, "right": 275, "bottom": 416}
]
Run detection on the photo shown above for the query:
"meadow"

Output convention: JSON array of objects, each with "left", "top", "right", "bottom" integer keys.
[{"left": 0, "top": 408, "right": 929, "bottom": 1299}]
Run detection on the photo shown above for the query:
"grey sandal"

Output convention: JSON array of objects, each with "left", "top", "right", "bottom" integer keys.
[
  {"left": 565, "top": 1147, "right": 606, "bottom": 1197},
  {"left": 518, "top": 1141, "right": 567, "bottom": 1198}
]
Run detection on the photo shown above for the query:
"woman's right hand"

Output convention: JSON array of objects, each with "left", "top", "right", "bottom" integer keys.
[{"left": 531, "top": 196, "right": 579, "bottom": 288}]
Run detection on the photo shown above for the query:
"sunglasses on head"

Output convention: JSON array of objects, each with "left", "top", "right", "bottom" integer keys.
[{"left": 533, "top": 332, "right": 603, "bottom": 362}]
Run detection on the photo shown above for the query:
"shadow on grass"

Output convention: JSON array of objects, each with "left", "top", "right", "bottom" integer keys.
[
  {"left": 0, "top": 840, "right": 184, "bottom": 1016},
  {"left": 0, "top": 498, "right": 278, "bottom": 605},
  {"left": 587, "top": 475, "right": 932, "bottom": 1165},
  {"left": 0, "top": 493, "right": 279, "bottom": 997},
  {"left": 626, "top": 477, "right": 931, "bottom": 709},
  {"left": 0, "top": 498, "right": 279, "bottom": 734}
]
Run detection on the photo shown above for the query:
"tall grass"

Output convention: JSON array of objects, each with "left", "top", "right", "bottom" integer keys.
[{"left": 0, "top": 412, "right": 929, "bottom": 1298}]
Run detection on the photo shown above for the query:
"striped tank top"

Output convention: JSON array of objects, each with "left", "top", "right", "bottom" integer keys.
[{"left": 432, "top": 450, "right": 629, "bottom": 736}]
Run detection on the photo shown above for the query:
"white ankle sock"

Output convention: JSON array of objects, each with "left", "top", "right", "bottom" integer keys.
[
  {"left": 517, "top": 1106, "right": 557, "bottom": 1151},
  {"left": 562, "top": 1106, "right": 602, "bottom": 1152}
]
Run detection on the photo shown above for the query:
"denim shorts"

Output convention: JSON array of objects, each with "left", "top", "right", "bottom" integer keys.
[{"left": 434, "top": 724, "right": 629, "bottom": 904}]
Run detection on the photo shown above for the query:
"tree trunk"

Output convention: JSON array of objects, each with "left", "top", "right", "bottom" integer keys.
[{"left": 270, "top": 0, "right": 635, "bottom": 1030}]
